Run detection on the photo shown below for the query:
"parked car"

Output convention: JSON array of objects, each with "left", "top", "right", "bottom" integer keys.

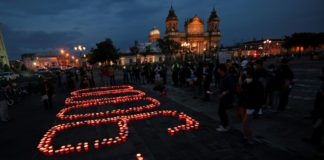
[
  {"left": 0, "top": 72, "right": 20, "bottom": 80},
  {"left": 311, "top": 52, "right": 324, "bottom": 61},
  {"left": 35, "top": 71, "right": 57, "bottom": 81}
]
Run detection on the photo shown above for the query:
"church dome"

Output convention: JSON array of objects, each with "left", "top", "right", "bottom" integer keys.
[
  {"left": 149, "top": 27, "right": 160, "bottom": 36},
  {"left": 148, "top": 26, "right": 160, "bottom": 42}
]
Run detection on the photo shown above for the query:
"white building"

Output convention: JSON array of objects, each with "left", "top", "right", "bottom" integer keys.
[{"left": 0, "top": 29, "right": 10, "bottom": 66}]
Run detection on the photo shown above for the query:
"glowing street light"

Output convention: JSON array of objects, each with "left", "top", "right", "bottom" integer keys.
[
  {"left": 74, "top": 44, "right": 86, "bottom": 67},
  {"left": 263, "top": 39, "right": 272, "bottom": 44},
  {"left": 75, "top": 45, "right": 86, "bottom": 52},
  {"left": 60, "top": 49, "right": 65, "bottom": 55},
  {"left": 263, "top": 39, "right": 272, "bottom": 56}
]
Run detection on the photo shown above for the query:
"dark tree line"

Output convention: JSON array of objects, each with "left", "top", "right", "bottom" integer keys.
[
  {"left": 88, "top": 38, "right": 119, "bottom": 65},
  {"left": 157, "top": 37, "right": 181, "bottom": 56},
  {"left": 283, "top": 32, "right": 324, "bottom": 51}
]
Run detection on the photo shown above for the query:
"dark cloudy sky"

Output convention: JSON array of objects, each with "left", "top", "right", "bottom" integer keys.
[{"left": 1, "top": 0, "right": 323, "bottom": 60}]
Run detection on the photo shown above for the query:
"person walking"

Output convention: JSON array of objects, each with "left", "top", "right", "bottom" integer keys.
[{"left": 216, "top": 64, "right": 236, "bottom": 132}]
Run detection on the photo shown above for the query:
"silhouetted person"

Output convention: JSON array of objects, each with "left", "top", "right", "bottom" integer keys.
[
  {"left": 40, "top": 79, "right": 54, "bottom": 110},
  {"left": 0, "top": 83, "right": 10, "bottom": 122},
  {"left": 276, "top": 58, "right": 294, "bottom": 111},
  {"left": 216, "top": 64, "right": 236, "bottom": 132},
  {"left": 238, "top": 69, "right": 264, "bottom": 144},
  {"left": 172, "top": 63, "right": 180, "bottom": 86},
  {"left": 202, "top": 63, "right": 212, "bottom": 101}
]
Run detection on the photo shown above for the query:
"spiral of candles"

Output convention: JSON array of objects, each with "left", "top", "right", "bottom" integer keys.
[{"left": 37, "top": 85, "right": 200, "bottom": 158}]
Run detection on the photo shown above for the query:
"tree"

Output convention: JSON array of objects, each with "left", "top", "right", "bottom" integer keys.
[
  {"left": 3, "top": 64, "right": 10, "bottom": 72},
  {"left": 129, "top": 41, "right": 141, "bottom": 64},
  {"left": 88, "top": 38, "right": 119, "bottom": 64},
  {"left": 21, "top": 64, "right": 27, "bottom": 71},
  {"left": 144, "top": 45, "right": 151, "bottom": 57},
  {"left": 157, "top": 37, "right": 180, "bottom": 61},
  {"left": 283, "top": 32, "right": 324, "bottom": 52},
  {"left": 130, "top": 41, "right": 139, "bottom": 54}
]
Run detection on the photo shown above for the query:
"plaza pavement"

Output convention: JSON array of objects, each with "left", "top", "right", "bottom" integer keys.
[{"left": 0, "top": 57, "right": 322, "bottom": 160}]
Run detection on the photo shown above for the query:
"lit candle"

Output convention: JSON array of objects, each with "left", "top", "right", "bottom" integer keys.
[
  {"left": 76, "top": 146, "right": 81, "bottom": 152},
  {"left": 94, "top": 143, "right": 99, "bottom": 149}
]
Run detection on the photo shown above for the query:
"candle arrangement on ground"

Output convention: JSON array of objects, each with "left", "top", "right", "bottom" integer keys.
[{"left": 37, "top": 85, "right": 200, "bottom": 158}]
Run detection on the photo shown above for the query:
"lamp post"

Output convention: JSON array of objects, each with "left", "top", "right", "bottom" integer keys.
[
  {"left": 263, "top": 39, "right": 272, "bottom": 56},
  {"left": 74, "top": 45, "right": 86, "bottom": 67},
  {"left": 58, "top": 49, "right": 65, "bottom": 67},
  {"left": 181, "top": 42, "right": 190, "bottom": 61}
]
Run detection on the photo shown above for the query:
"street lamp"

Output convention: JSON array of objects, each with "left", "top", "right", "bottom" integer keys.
[
  {"left": 74, "top": 45, "right": 86, "bottom": 67},
  {"left": 263, "top": 39, "right": 272, "bottom": 56},
  {"left": 181, "top": 42, "right": 190, "bottom": 61},
  {"left": 60, "top": 49, "right": 65, "bottom": 55}
]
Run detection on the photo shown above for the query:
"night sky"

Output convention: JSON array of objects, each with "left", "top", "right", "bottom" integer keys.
[{"left": 1, "top": 0, "right": 323, "bottom": 60}]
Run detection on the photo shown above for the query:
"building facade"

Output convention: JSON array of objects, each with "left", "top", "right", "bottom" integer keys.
[
  {"left": 118, "top": 42, "right": 165, "bottom": 66},
  {"left": 0, "top": 30, "right": 10, "bottom": 66},
  {"left": 225, "top": 39, "right": 286, "bottom": 58},
  {"left": 163, "top": 6, "right": 221, "bottom": 56},
  {"left": 21, "top": 53, "right": 62, "bottom": 71}
]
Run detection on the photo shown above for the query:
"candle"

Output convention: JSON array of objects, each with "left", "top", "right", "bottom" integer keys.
[
  {"left": 94, "top": 143, "right": 99, "bottom": 149},
  {"left": 136, "top": 153, "right": 144, "bottom": 160},
  {"left": 76, "top": 146, "right": 81, "bottom": 152}
]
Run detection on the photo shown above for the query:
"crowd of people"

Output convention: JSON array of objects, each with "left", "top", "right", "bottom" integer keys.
[
  {"left": 1, "top": 56, "right": 323, "bottom": 148},
  {"left": 0, "top": 79, "right": 30, "bottom": 122},
  {"left": 116, "top": 57, "right": 323, "bottom": 146}
]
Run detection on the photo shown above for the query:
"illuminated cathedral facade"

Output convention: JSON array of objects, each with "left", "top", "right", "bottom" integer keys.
[{"left": 149, "top": 6, "right": 221, "bottom": 56}]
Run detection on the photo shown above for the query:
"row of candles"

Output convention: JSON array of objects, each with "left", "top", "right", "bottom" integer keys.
[
  {"left": 38, "top": 111, "right": 199, "bottom": 156},
  {"left": 37, "top": 85, "right": 200, "bottom": 157},
  {"left": 57, "top": 97, "right": 160, "bottom": 121},
  {"left": 70, "top": 85, "right": 134, "bottom": 96},
  {"left": 65, "top": 90, "right": 146, "bottom": 106}
]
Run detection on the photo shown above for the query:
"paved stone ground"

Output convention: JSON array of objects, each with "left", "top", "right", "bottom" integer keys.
[
  {"left": 138, "top": 57, "right": 324, "bottom": 159},
  {"left": 0, "top": 57, "right": 322, "bottom": 160}
]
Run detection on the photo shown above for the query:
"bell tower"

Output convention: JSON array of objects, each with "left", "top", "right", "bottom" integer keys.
[
  {"left": 207, "top": 8, "right": 220, "bottom": 32},
  {"left": 165, "top": 6, "right": 179, "bottom": 33}
]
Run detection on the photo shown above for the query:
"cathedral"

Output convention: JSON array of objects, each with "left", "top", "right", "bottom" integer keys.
[{"left": 149, "top": 6, "right": 221, "bottom": 56}]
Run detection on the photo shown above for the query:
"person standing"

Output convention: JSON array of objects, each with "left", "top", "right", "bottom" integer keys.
[
  {"left": 172, "top": 62, "right": 180, "bottom": 86},
  {"left": 123, "top": 66, "right": 130, "bottom": 84},
  {"left": 238, "top": 69, "right": 264, "bottom": 144},
  {"left": 108, "top": 66, "right": 116, "bottom": 86},
  {"left": 276, "top": 58, "right": 294, "bottom": 111},
  {"left": 202, "top": 63, "right": 212, "bottom": 101},
  {"left": 40, "top": 79, "right": 54, "bottom": 110},
  {"left": 0, "top": 84, "right": 10, "bottom": 122},
  {"left": 303, "top": 67, "right": 324, "bottom": 147},
  {"left": 80, "top": 76, "right": 90, "bottom": 89},
  {"left": 216, "top": 64, "right": 236, "bottom": 132}
]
